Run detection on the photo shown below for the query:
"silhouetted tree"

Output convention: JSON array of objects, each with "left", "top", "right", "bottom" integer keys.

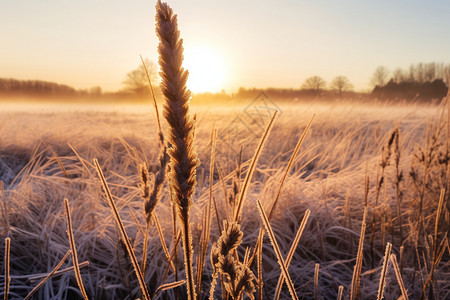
[
  {"left": 392, "top": 68, "right": 408, "bottom": 83},
  {"left": 330, "top": 76, "right": 353, "bottom": 96},
  {"left": 301, "top": 76, "right": 326, "bottom": 94},
  {"left": 371, "top": 66, "right": 389, "bottom": 87},
  {"left": 122, "top": 58, "right": 159, "bottom": 97}
]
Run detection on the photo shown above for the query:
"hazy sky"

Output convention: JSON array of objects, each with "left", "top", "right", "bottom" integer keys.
[{"left": 1, "top": 0, "right": 449, "bottom": 93}]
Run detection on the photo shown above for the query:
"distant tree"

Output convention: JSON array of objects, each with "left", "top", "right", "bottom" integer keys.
[
  {"left": 301, "top": 76, "right": 326, "bottom": 93},
  {"left": 122, "top": 58, "right": 159, "bottom": 96},
  {"left": 370, "top": 66, "right": 389, "bottom": 87},
  {"left": 89, "top": 86, "right": 103, "bottom": 97},
  {"left": 330, "top": 76, "right": 353, "bottom": 96},
  {"left": 392, "top": 68, "right": 408, "bottom": 83}
]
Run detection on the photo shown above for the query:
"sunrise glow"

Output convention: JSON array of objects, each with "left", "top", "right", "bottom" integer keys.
[{"left": 183, "top": 44, "right": 227, "bottom": 93}]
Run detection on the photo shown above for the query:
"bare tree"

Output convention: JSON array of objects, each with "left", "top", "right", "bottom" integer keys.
[
  {"left": 301, "top": 76, "right": 326, "bottom": 93},
  {"left": 123, "top": 58, "right": 159, "bottom": 96},
  {"left": 330, "top": 76, "right": 353, "bottom": 96},
  {"left": 370, "top": 66, "right": 389, "bottom": 87},
  {"left": 392, "top": 68, "right": 408, "bottom": 83}
]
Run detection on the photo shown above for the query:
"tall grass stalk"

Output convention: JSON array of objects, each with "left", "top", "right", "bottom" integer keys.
[
  {"left": 256, "top": 198, "right": 298, "bottom": 300},
  {"left": 93, "top": 159, "right": 150, "bottom": 300},
  {"left": 350, "top": 207, "right": 367, "bottom": 300},
  {"left": 156, "top": 1, "right": 199, "bottom": 298},
  {"left": 389, "top": 254, "right": 409, "bottom": 300},
  {"left": 196, "top": 127, "right": 217, "bottom": 297},
  {"left": 314, "top": 263, "right": 320, "bottom": 300},
  {"left": 337, "top": 286, "right": 344, "bottom": 300},
  {"left": 3, "top": 237, "right": 10, "bottom": 300},
  {"left": 23, "top": 250, "right": 71, "bottom": 300},
  {"left": 274, "top": 209, "right": 311, "bottom": 300},
  {"left": 377, "top": 242, "right": 392, "bottom": 300},
  {"left": 234, "top": 111, "right": 278, "bottom": 223},
  {"left": 1, "top": 181, "right": 10, "bottom": 236},
  {"left": 64, "top": 198, "right": 89, "bottom": 300}
]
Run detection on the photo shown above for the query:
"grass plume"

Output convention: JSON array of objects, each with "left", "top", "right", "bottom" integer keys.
[{"left": 156, "top": 1, "right": 199, "bottom": 298}]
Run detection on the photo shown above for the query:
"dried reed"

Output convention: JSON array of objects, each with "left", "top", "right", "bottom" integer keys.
[
  {"left": 233, "top": 111, "right": 278, "bottom": 223},
  {"left": 94, "top": 159, "right": 150, "bottom": 300},
  {"left": 337, "top": 286, "right": 344, "bottom": 300},
  {"left": 4, "top": 237, "right": 10, "bottom": 300},
  {"left": 314, "top": 263, "right": 320, "bottom": 300},
  {"left": 196, "top": 126, "right": 217, "bottom": 297},
  {"left": 156, "top": 1, "right": 199, "bottom": 298},
  {"left": 274, "top": 209, "right": 311, "bottom": 300},
  {"left": 389, "top": 254, "right": 409, "bottom": 300},
  {"left": 1, "top": 181, "right": 10, "bottom": 236},
  {"left": 377, "top": 242, "right": 392, "bottom": 300},
  {"left": 23, "top": 250, "right": 71, "bottom": 300},
  {"left": 350, "top": 207, "right": 367, "bottom": 300},
  {"left": 64, "top": 198, "right": 88, "bottom": 300},
  {"left": 256, "top": 198, "right": 298, "bottom": 300}
]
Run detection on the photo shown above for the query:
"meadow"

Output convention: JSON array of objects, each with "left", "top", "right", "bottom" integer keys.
[
  {"left": 0, "top": 97, "right": 448, "bottom": 299},
  {"left": 1, "top": 1, "right": 449, "bottom": 299}
]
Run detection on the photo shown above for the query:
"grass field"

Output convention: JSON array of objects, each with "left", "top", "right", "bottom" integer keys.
[{"left": 0, "top": 98, "right": 449, "bottom": 299}]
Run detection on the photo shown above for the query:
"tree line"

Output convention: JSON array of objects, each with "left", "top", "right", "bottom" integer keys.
[
  {"left": 370, "top": 63, "right": 450, "bottom": 100},
  {"left": 0, "top": 60, "right": 448, "bottom": 102}
]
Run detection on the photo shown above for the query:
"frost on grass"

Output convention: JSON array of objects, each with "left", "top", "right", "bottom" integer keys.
[{"left": 0, "top": 101, "right": 449, "bottom": 299}]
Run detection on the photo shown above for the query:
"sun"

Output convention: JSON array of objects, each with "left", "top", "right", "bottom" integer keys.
[{"left": 183, "top": 44, "right": 227, "bottom": 93}]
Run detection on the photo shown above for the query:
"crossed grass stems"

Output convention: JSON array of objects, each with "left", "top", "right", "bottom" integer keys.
[{"left": 2, "top": 1, "right": 450, "bottom": 299}]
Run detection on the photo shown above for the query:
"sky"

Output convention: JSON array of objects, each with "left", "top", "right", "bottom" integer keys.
[{"left": 1, "top": 0, "right": 450, "bottom": 93}]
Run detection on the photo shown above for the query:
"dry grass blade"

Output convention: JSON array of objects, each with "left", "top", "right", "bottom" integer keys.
[
  {"left": 257, "top": 236, "right": 263, "bottom": 300},
  {"left": 67, "top": 143, "right": 94, "bottom": 178},
  {"left": 153, "top": 231, "right": 182, "bottom": 300},
  {"left": 140, "top": 54, "right": 162, "bottom": 136},
  {"left": 268, "top": 114, "right": 314, "bottom": 217},
  {"left": 4, "top": 237, "right": 10, "bottom": 300},
  {"left": 314, "top": 263, "right": 320, "bottom": 300},
  {"left": 274, "top": 209, "right": 311, "bottom": 300},
  {"left": 50, "top": 148, "right": 69, "bottom": 179},
  {"left": 153, "top": 213, "right": 176, "bottom": 272},
  {"left": 0, "top": 181, "right": 9, "bottom": 236},
  {"left": 256, "top": 198, "right": 298, "bottom": 300},
  {"left": 155, "top": 280, "right": 187, "bottom": 294},
  {"left": 389, "top": 254, "right": 409, "bottom": 300},
  {"left": 337, "top": 285, "right": 344, "bottom": 300},
  {"left": 350, "top": 207, "right": 367, "bottom": 300},
  {"left": 377, "top": 242, "right": 392, "bottom": 300},
  {"left": 27, "top": 261, "right": 89, "bottom": 283},
  {"left": 93, "top": 159, "right": 151, "bottom": 300},
  {"left": 234, "top": 110, "right": 278, "bottom": 223},
  {"left": 64, "top": 198, "right": 89, "bottom": 300},
  {"left": 23, "top": 250, "right": 71, "bottom": 300},
  {"left": 196, "top": 127, "right": 217, "bottom": 297},
  {"left": 434, "top": 189, "right": 445, "bottom": 249}
]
